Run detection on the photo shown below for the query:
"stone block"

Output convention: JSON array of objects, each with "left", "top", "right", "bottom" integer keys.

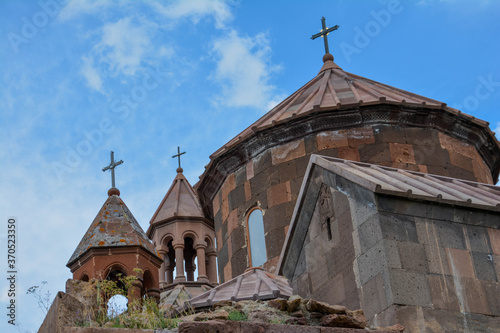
[
  {"left": 246, "top": 160, "right": 254, "bottom": 180},
  {"left": 235, "top": 166, "right": 247, "bottom": 187},
  {"left": 446, "top": 164, "right": 476, "bottom": 182},
  {"left": 317, "top": 130, "right": 348, "bottom": 150},
  {"left": 405, "top": 127, "right": 439, "bottom": 146},
  {"left": 427, "top": 275, "right": 460, "bottom": 311},
  {"left": 357, "top": 240, "right": 386, "bottom": 285},
  {"left": 347, "top": 127, "right": 376, "bottom": 147},
  {"left": 278, "top": 160, "right": 297, "bottom": 183},
  {"left": 342, "top": 289, "right": 361, "bottom": 313},
  {"left": 213, "top": 191, "right": 221, "bottom": 215},
  {"left": 342, "top": 266, "right": 358, "bottom": 297},
  {"left": 295, "top": 153, "right": 313, "bottom": 174},
  {"left": 482, "top": 280, "right": 500, "bottom": 316},
  {"left": 489, "top": 228, "right": 500, "bottom": 255},
  {"left": 231, "top": 225, "right": 246, "bottom": 252},
  {"left": 434, "top": 220, "right": 466, "bottom": 250},
  {"left": 267, "top": 181, "right": 292, "bottom": 208},
  {"left": 227, "top": 209, "right": 239, "bottom": 236},
  {"left": 265, "top": 226, "right": 286, "bottom": 259},
  {"left": 221, "top": 196, "right": 230, "bottom": 223},
  {"left": 471, "top": 252, "right": 497, "bottom": 281},
  {"left": 374, "top": 124, "right": 406, "bottom": 144},
  {"left": 244, "top": 181, "right": 252, "bottom": 201},
  {"left": 424, "top": 243, "right": 450, "bottom": 275},
  {"left": 414, "top": 217, "right": 435, "bottom": 245},
  {"left": 223, "top": 259, "right": 232, "bottom": 282},
  {"left": 305, "top": 134, "right": 318, "bottom": 153},
  {"left": 358, "top": 216, "right": 383, "bottom": 254},
  {"left": 360, "top": 272, "right": 389, "bottom": 320},
  {"left": 265, "top": 202, "right": 288, "bottom": 232},
  {"left": 389, "top": 143, "right": 416, "bottom": 164},
  {"left": 426, "top": 165, "right": 450, "bottom": 178},
  {"left": 383, "top": 239, "right": 401, "bottom": 269},
  {"left": 358, "top": 142, "right": 391, "bottom": 164},
  {"left": 388, "top": 268, "right": 432, "bottom": 306},
  {"left": 293, "top": 270, "right": 312, "bottom": 298},
  {"left": 271, "top": 139, "right": 306, "bottom": 165},
  {"left": 229, "top": 185, "right": 246, "bottom": 212},
  {"left": 220, "top": 173, "right": 236, "bottom": 202},
  {"left": 398, "top": 242, "right": 428, "bottom": 272},
  {"left": 446, "top": 248, "right": 475, "bottom": 279},
  {"left": 462, "top": 277, "right": 490, "bottom": 315},
  {"left": 448, "top": 151, "right": 473, "bottom": 172},
  {"left": 253, "top": 150, "right": 272, "bottom": 174},
  {"left": 338, "top": 146, "right": 360, "bottom": 161},
  {"left": 379, "top": 212, "right": 418, "bottom": 243},
  {"left": 231, "top": 247, "right": 249, "bottom": 277}
]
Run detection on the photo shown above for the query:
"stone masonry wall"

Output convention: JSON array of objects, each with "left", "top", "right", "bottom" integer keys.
[
  {"left": 288, "top": 167, "right": 500, "bottom": 332},
  {"left": 213, "top": 124, "right": 493, "bottom": 282}
]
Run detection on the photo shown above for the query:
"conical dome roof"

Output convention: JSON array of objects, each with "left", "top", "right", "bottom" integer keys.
[
  {"left": 210, "top": 56, "right": 491, "bottom": 160},
  {"left": 150, "top": 168, "right": 205, "bottom": 225},
  {"left": 67, "top": 188, "right": 157, "bottom": 266}
]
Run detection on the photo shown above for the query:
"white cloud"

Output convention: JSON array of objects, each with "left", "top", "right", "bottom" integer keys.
[
  {"left": 495, "top": 122, "right": 500, "bottom": 137},
  {"left": 210, "top": 30, "right": 280, "bottom": 110},
  {"left": 58, "top": 0, "right": 110, "bottom": 21},
  {"left": 80, "top": 55, "right": 104, "bottom": 92},
  {"left": 152, "top": 0, "right": 232, "bottom": 29},
  {"left": 97, "top": 17, "right": 153, "bottom": 76}
]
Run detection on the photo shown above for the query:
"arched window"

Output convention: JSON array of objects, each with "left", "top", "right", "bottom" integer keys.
[{"left": 246, "top": 208, "right": 266, "bottom": 267}]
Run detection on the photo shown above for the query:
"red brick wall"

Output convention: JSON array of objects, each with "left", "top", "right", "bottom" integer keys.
[{"left": 213, "top": 125, "right": 494, "bottom": 282}]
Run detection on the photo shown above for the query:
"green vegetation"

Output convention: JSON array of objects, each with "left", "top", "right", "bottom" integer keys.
[
  {"left": 74, "top": 270, "right": 178, "bottom": 329},
  {"left": 228, "top": 310, "right": 248, "bottom": 321}
]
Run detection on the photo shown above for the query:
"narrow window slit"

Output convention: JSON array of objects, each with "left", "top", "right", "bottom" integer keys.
[{"left": 326, "top": 217, "right": 332, "bottom": 241}]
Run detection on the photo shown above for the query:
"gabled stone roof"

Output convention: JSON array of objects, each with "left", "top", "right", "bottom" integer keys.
[
  {"left": 67, "top": 188, "right": 158, "bottom": 266},
  {"left": 150, "top": 168, "right": 205, "bottom": 225},
  {"left": 310, "top": 155, "right": 500, "bottom": 210},
  {"left": 184, "top": 267, "right": 293, "bottom": 310}
]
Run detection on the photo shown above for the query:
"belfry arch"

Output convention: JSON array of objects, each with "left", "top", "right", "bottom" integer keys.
[{"left": 148, "top": 163, "right": 217, "bottom": 291}]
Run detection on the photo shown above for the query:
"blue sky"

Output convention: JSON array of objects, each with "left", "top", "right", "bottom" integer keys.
[{"left": 1, "top": 0, "right": 499, "bottom": 331}]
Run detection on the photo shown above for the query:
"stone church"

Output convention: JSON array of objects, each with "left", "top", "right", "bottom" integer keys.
[{"left": 65, "top": 20, "right": 500, "bottom": 332}]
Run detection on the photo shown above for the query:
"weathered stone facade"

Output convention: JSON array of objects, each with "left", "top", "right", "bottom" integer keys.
[
  {"left": 279, "top": 157, "right": 500, "bottom": 332},
  {"left": 211, "top": 122, "right": 495, "bottom": 282}
]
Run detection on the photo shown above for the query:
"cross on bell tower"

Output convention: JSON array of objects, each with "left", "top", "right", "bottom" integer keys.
[
  {"left": 172, "top": 146, "right": 186, "bottom": 172},
  {"left": 102, "top": 151, "right": 123, "bottom": 188},
  {"left": 311, "top": 16, "right": 339, "bottom": 55}
]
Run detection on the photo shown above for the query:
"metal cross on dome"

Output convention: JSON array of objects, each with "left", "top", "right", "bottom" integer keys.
[
  {"left": 102, "top": 151, "right": 123, "bottom": 188},
  {"left": 311, "top": 16, "right": 339, "bottom": 55},
  {"left": 172, "top": 146, "right": 186, "bottom": 168}
]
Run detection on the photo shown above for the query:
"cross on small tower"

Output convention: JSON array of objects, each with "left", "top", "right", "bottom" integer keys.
[
  {"left": 172, "top": 146, "right": 186, "bottom": 169},
  {"left": 311, "top": 17, "right": 339, "bottom": 55},
  {"left": 102, "top": 151, "right": 123, "bottom": 188}
]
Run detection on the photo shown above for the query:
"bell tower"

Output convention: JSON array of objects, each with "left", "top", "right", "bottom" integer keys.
[
  {"left": 148, "top": 148, "right": 217, "bottom": 292},
  {"left": 66, "top": 152, "right": 162, "bottom": 302}
]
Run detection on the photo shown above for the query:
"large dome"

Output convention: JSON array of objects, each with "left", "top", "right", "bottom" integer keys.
[{"left": 197, "top": 55, "right": 500, "bottom": 281}]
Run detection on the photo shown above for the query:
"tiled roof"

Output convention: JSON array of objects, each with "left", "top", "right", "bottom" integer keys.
[
  {"left": 209, "top": 57, "right": 491, "bottom": 161},
  {"left": 312, "top": 155, "right": 500, "bottom": 210},
  {"left": 67, "top": 189, "right": 158, "bottom": 266},
  {"left": 150, "top": 168, "right": 204, "bottom": 225},
  {"left": 183, "top": 267, "right": 293, "bottom": 310}
]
